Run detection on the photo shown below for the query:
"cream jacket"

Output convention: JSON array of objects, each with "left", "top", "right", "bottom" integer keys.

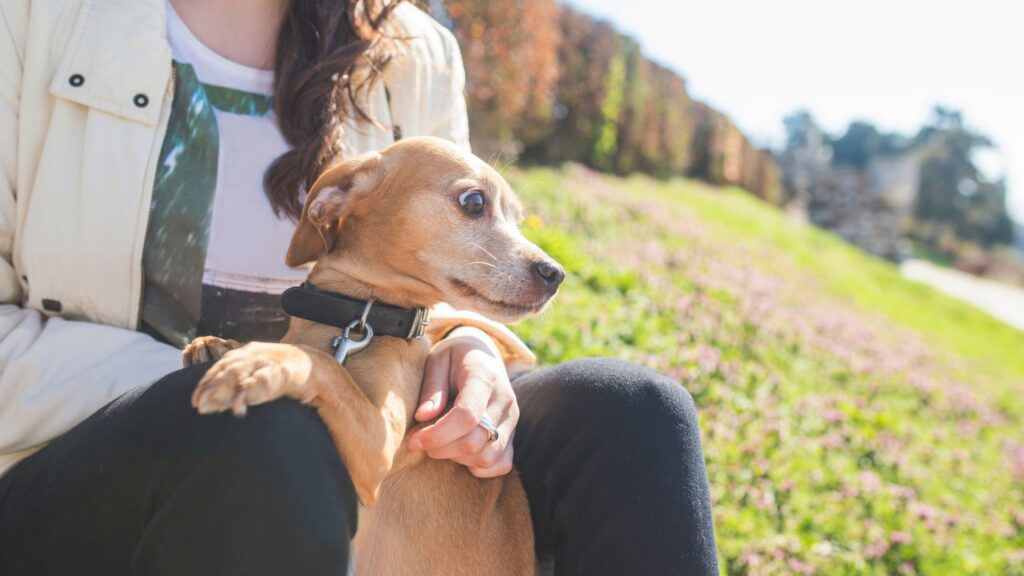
[{"left": 0, "top": 0, "right": 534, "bottom": 477}]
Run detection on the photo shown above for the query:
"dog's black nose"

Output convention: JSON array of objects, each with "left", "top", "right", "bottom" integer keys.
[{"left": 532, "top": 261, "right": 565, "bottom": 289}]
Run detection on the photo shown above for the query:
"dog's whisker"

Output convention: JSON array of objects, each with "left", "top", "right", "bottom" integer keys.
[
  {"left": 468, "top": 242, "right": 498, "bottom": 263},
  {"left": 467, "top": 261, "right": 498, "bottom": 269},
  {"left": 494, "top": 140, "right": 516, "bottom": 174}
]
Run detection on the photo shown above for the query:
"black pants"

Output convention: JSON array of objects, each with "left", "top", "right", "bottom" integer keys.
[{"left": 0, "top": 358, "right": 718, "bottom": 575}]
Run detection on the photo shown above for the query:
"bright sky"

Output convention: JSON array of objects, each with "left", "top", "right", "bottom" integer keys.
[{"left": 568, "top": 0, "right": 1024, "bottom": 222}]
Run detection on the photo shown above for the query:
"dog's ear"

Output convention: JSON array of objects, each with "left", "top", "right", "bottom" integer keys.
[{"left": 286, "top": 152, "right": 385, "bottom": 267}]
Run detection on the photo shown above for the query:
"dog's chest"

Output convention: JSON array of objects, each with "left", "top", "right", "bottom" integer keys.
[{"left": 341, "top": 335, "right": 431, "bottom": 406}]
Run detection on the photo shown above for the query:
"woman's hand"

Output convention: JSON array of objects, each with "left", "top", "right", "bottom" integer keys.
[{"left": 407, "top": 326, "right": 518, "bottom": 478}]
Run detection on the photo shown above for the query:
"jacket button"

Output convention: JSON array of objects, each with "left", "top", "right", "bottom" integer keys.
[
  {"left": 69, "top": 74, "right": 84, "bottom": 87},
  {"left": 133, "top": 94, "right": 149, "bottom": 108}
]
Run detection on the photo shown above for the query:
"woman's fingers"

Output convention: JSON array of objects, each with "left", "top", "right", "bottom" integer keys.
[
  {"left": 408, "top": 372, "right": 492, "bottom": 451},
  {"left": 460, "top": 402, "right": 518, "bottom": 473},
  {"left": 462, "top": 433, "right": 516, "bottom": 478},
  {"left": 409, "top": 329, "right": 520, "bottom": 477},
  {"left": 416, "top": 345, "right": 452, "bottom": 422},
  {"left": 423, "top": 391, "right": 519, "bottom": 471},
  {"left": 431, "top": 419, "right": 516, "bottom": 476},
  {"left": 425, "top": 425, "right": 492, "bottom": 460}
]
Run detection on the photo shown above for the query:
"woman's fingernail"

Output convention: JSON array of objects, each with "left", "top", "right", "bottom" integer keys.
[{"left": 408, "top": 438, "right": 422, "bottom": 451}]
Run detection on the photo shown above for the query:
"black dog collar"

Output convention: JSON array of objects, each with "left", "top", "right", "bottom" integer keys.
[{"left": 281, "top": 282, "right": 430, "bottom": 339}]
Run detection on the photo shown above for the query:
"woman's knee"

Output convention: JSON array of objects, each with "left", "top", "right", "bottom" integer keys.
[
  {"left": 548, "top": 357, "right": 698, "bottom": 429},
  {"left": 140, "top": 363, "right": 357, "bottom": 531},
  {"left": 144, "top": 363, "right": 335, "bottom": 453},
  {"left": 553, "top": 359, "right": 710, "bottom": 496}
]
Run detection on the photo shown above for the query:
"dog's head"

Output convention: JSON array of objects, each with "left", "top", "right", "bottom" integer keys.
[{"left": 286, "top": 137, "right": 564, "bottom": 322}]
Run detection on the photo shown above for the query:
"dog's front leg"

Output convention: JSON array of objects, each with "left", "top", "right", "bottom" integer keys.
[
  {"left": 183, "top": 335, "right": 243, "bottom": 366},
  {"left": 191, "top": 342, "right": 404, "bottom": 505}
]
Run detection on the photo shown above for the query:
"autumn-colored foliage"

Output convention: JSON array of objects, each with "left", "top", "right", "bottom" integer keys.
[
  {"left": 444, "top": 0, "right": 560, "bottom": 155},
  {"left": 442, "top": 2, "right": 780, "bottom": 201},
  {"left": 518, "top": 7, "right": 621, "bottom": 165}
]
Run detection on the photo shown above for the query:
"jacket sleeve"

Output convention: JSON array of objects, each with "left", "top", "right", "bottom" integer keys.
[
  {"left": 0, "top": 1, "right": 182, "bottom": 471},
  {"left": 426, "top": 304, "right": 536, "bottom": 377},
  {"left": 423, "top": 16, "right": 470, "bottom": 150},
  {"left": 387, "top": 4, "right": 471, "bottom": 150}
]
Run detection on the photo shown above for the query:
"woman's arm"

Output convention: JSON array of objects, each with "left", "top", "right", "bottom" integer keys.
[
  {"left": 424, "top": 304, "right": 536, "bottom": 376},
  {"left": 0, "top": 2, "right": 180, "bottom": 474}
]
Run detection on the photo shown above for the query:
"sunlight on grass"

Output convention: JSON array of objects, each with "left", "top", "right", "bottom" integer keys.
[
  {"left": 663, "top": 179, "right": 1024, "bottom": 383},
  {"left": 504, "top": 164, "right": 1024, "bottom": 575}
]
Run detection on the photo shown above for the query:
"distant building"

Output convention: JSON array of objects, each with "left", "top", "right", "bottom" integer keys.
[
  {"left": 779, "top": 123, "right": 920, "bottom": 261},
  {"left": 778, "top": 119, "right": 831, "bottom": 207}
]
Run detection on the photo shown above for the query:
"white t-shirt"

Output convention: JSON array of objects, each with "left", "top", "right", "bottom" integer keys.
[
  {"left": 167, "top": 7, "right": 306, "bottom": 294},
  {"left": 141, "top": 4, "right": 311, "bottom": 346}
]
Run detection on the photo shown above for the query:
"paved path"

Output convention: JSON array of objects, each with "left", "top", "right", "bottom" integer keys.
[{"left": 900, "top": 259, "right": 1024, "bottom": 332}]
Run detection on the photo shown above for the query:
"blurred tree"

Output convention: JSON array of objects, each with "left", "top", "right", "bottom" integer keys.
[
  {"left": 783, "top": 110, "right": 817, "bottom": 149},
  {"left": 650, "top": 65, "right": 693, "bottom": 178},
  {"left": 442, "top": 1, "right": 779, "bottom": 201},
  {"left": 831, "top": 121, "right": 909, "bottom": 168},
  {"left": 445, "top": 0, "right": 560, "bottom": 156},
  {"left": 688, "top": 103, "right": 718, "bottom": 182},
  {"left": 831, "top": 121, "right": 882, "bottom": 169},
  {"left": 689, "top": 105, "right": 739, "bottom": 185},
  {"left": 611, "top": 39, "right": 649, "bottom": 174},
  {"left": 755, "top": 151, "right": 784, "bottom": 204},
  {"left": 592, "top": 49, "right": 627, "bottom": 171},
  {"left": 913, "top": 106, "right": 1012, "bottom": 247},
  {"left": 521, "top": 8, "right": 620, "bottom": 164}
]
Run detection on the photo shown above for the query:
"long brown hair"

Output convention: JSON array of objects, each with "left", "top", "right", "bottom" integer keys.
[{"left": 264, "top": 0, "right": 405, "bottom": 219}]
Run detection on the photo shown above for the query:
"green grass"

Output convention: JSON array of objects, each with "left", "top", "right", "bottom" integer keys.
[
  {"left": 502, "top": 164, "right": 1024, "bottom": 575},
  {"left": 676, "top": 182, "right": 1024, "bottom": 383}
]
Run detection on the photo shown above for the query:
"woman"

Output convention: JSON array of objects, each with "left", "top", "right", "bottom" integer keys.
[{"left": 0, "top": 0, "right": 718, "bottom": 574}]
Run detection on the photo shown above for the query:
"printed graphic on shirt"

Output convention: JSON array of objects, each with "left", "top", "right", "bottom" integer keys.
[
  {"left": 141, "top": 61, "right": 299, "bottom": 347},
  {"left": 143, "top": 62, "right": 218, "bottom": 346}
]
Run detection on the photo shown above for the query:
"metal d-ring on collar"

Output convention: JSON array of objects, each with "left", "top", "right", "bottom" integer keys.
[{"left": 331, "top": 299, "right": 375, "bottom": 365}]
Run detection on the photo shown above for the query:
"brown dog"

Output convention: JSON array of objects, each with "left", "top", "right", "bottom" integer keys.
[{"left": 183, "top": 137, "right": 563, "bottom": 575}]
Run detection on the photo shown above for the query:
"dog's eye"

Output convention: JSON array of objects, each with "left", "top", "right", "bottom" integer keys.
[{"left": 458, "top": 190, "right": 486, "bottom": 216}]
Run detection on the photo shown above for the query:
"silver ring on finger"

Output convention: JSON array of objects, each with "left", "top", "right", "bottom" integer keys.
[{"left": 478, "top": 414, "right": 500, "bottom": 444}]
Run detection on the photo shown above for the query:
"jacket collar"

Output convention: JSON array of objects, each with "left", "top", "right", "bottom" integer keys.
[{"left": 49, "top": 0, "right": 172, "bottom": 127}]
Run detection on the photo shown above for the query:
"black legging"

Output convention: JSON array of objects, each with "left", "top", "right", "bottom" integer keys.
[{"left": 0, "top": 358, "right": 718, "bottom": 575}]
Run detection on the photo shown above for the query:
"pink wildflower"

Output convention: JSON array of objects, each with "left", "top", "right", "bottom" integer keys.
[
  {"left": 858, "top": 470, "right": 882, "bottom": 494},
  {"left": 890, "top": 532, "right": 913, "bottom": 545}
]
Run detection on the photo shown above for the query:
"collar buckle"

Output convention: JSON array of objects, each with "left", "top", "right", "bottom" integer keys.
[{"left": 408, "top": 307, "right": 431, "bottom": 339}]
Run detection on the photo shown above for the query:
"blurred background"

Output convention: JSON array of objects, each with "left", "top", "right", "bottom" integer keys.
[{"left": 426, "top": 0, "right": 1024, "bottom": 573}]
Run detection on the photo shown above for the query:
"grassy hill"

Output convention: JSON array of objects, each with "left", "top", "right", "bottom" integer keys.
[{"left": 506, "top": 164, "right": 1024, "bottom": 575}]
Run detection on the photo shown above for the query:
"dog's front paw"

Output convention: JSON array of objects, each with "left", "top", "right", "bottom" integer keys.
[
  {"left": 191, "top": 343, "right": 314, "bottom": 417},
  {"left": 183, "top": 336, "right": 242, "bottom": 367}
]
